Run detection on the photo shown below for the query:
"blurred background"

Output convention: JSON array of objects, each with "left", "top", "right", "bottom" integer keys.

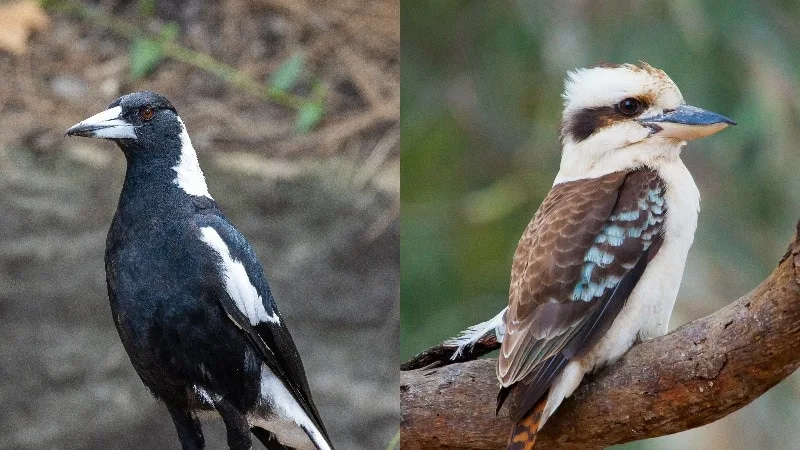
[
  {"left": 402, "top": 1, "right": 800, "bottom": 449},
  {"left": 0, "top": 0, "right": 398, "bottom": 449}
]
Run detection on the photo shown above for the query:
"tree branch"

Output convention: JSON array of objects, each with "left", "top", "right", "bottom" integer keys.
[{"left": 401, "top": 222, "right": 800, "bottom": 449}]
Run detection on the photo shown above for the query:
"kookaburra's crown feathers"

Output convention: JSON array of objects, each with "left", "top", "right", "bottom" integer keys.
[{"left": 562, "top": 62, "right": 683, "bottom": 115}]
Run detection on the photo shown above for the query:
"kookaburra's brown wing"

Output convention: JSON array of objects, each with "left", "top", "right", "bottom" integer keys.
[{"left": 498, "top": 169, "right": 667, "bottom": 419}]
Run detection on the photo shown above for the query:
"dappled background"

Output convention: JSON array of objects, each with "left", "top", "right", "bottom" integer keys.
[
  {"left": 0, "top": 0, "right": 398, "bottom": 449},
  {"left": 402, "top": 1, "right": 800, "bottom": 449}
]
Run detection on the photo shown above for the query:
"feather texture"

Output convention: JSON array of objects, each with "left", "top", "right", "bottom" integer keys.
[{"left": 497, "top": 169, "right": 667, "bottom": 420}]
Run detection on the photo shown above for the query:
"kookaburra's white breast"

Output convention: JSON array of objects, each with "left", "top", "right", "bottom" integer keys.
[{"left": 580, "top": 158, "right": 699, "bottom": 370}]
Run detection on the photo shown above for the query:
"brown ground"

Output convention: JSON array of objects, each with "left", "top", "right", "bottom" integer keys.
[{"left": 0, "top": 1, "right": 399, "bottom": 449}]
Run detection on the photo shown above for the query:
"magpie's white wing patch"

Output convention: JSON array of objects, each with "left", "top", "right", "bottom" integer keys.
[
  {"left": 199, "top": 227, "right": 280, "bottom": 326},
  {"left": 195, "top": 216, "right": 332, "bottom": 448},
  {"left": 249, "top": 365, "right": 332, "bottom": 450},
  {"left": 172, "top": 118, "right": 212, "bottom": 199}
]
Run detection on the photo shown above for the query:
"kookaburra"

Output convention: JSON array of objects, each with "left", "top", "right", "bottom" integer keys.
[{"left": 446, "top": 62, "right": 734, "bottom": 449}]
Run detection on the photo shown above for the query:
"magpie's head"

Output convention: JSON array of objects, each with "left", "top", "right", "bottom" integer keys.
[
  {"left": 555, "top": 62, "right": 735, "bottom": 182},
  {"left": 66, "top": 91, "right": 182, "bottom": 152},
  {"left": 66, "top": 91, "right": 211, "bottom": 197}
]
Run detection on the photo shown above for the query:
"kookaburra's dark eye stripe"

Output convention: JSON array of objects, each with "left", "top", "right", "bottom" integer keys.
[
  {"left": 561, "top": 97, "right": 652, "bottom": 142},
  {"left": 561, "top": 106, "right": 616, "bottom": 142}
]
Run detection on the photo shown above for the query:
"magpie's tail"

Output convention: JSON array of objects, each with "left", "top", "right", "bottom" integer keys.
[
  {"left": 251, "top": 425, "right": 334, "bottom": 450},
  {"left": 507, "top": 395, "right": 547, "bottom": 450}
]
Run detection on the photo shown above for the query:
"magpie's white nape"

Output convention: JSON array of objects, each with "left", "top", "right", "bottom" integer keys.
[{"left": 66, "top": 91, "right": 334, "bottom": 450}]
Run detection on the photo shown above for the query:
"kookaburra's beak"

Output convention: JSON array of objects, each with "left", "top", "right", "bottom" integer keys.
[
  {"left": 640, "top": 104, "right": 736, "bottom": 140},
  {"left": 65, "top": 106, "right": 138, "bottom": 139}
]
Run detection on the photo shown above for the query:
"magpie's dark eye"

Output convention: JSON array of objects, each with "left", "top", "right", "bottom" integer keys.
[
  {"left": 617, "top": 98, "right": 642, "bottom": 116},
  {"left": 140, "top": 106, "right": 155, "bottom": 121}
]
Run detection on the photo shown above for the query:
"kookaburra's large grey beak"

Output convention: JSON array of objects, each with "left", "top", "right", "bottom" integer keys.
[
  {"left": 65, "top": 106, "right": 138, "bottom": 139},
  {"left": 640, "top": 104, "right": 736, "bottom": 140}
]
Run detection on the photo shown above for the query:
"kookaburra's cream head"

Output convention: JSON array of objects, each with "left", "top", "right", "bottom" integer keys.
[{"left": 555, "top": 62, "right": 734, "bottom": 183}]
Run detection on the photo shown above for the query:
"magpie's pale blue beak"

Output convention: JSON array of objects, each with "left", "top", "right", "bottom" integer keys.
[
  {"left": 66, "top": 106, "right": 138, "bottom": 139},
  {"left": 640, "top": 104, "right": 735, "bottom": 140}
]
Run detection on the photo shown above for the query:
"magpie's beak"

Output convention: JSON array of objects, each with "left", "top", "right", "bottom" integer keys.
[
  {"left": 640, "top": 104, "right": 736, "bottom": 141},
  {"left": 65, "top": 106, "right": 138, "bottom": 139}
]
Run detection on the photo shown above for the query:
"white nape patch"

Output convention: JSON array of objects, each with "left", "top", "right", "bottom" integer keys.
[
  {"left": 199, "top": 227, "right": 280, "bottom": 326},
  {"left": 172, "top": 118, "right": 212, "bottom": 199},
  {"left": 72, "top": 106, "right": 138, "bottom": 139},
  {"left": 563, "top": 65, "right": 683, "bottom": 112},
  {"left": 444, "top": 307, "right": 507, "bottom": 359},
  {"left": 249, "top": 365, "right": 331, "bottom": 450}
]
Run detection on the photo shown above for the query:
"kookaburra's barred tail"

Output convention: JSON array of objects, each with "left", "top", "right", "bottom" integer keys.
[
  {"left": 443, "top": 307, "right": 507, "bottom": 359},
  {"left": 508, "top": 394, "right": 547, "bottom": 450}
]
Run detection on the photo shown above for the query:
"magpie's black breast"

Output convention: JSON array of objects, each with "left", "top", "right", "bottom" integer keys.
[{"left": 106, "top": 214, "right": 261, "bottom": 410}]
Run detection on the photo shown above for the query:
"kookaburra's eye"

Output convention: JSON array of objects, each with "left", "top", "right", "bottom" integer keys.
[
  {"left": 139, "top": 106, "right": 155, "bottom": 121},
  {"left": 617, "top": 98, "right": 642, "bottom": 116}
]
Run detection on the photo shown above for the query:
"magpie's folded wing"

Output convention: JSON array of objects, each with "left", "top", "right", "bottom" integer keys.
[
  {"left": 498, "top": 169, "right": 667, "bottom": 415},
  {"left": 192, "top": 213, "right": 329, "bottom": 440}
]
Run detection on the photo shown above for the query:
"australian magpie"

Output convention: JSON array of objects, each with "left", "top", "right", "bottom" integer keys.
[{"left": 65, "top": 91, "right": 333, "bottom": 450}]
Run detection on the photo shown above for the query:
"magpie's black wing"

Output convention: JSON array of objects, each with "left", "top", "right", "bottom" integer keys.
[{"left": 192, "top": 213, "right": 330, "bottom": 442}]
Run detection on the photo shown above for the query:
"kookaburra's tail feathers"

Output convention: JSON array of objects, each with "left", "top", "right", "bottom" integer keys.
[
  {"left": 507, "top": 394, "right": 548, "bottom": 450},
  {"left": 443, "top": 307, "right": 507, "bottom": 359}
]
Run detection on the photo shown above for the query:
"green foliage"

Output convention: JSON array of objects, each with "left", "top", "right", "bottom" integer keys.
[
  {"left": 267, "top": 54, "right": 327, "bottom": 133},
  {"left": 137, "top": 0, "right": 155, "bottom": 17},
  {"left": 129, "top": 38, "right": 162, "bottom": 80},
  {"left": 294, "top": 81, "right": 327, "bottom": 133},
  {"left": 42, "top": 0, "right": 327, "bottom": 130},
  {"left": 129, "top": 22, "right": 178, "bottom": 80},
  {"left": 385, "top": 431, "right": 400, "bottom": 450},
  {"left": 295, "top": 101, "right": 325, "bottom": 133},
  {"left": 269, "top": 53, "right": 306, "bottom": 92}
]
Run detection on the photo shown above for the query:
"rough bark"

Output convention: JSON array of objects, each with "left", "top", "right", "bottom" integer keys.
[{"left": 400, "top": 223, "right": 800, "bottom": 449}]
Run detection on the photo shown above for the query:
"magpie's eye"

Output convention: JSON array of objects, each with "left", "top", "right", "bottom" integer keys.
[
  {"left": 140, "top": 106, "right": 155, "bottom": 121},
  {"left": 617, "top": 98, "right": 642, "bottom": 116}
]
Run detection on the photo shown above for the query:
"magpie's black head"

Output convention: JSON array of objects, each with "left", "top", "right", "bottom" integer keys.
[
  {"left": 66, "top": 91, "right": 182, "bottom": 154},
  {"left": 67, "top": 91, "right": 212, "bottom": 198}
]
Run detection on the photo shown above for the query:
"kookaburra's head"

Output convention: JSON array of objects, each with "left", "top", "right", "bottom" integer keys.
[{"left": 555, "top": 62, "right": 734, "bottom": 183}]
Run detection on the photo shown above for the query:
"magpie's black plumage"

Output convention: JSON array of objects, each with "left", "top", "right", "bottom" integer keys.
[{"left": 66, "top": 92, "right": 333, "bottom": 450}]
